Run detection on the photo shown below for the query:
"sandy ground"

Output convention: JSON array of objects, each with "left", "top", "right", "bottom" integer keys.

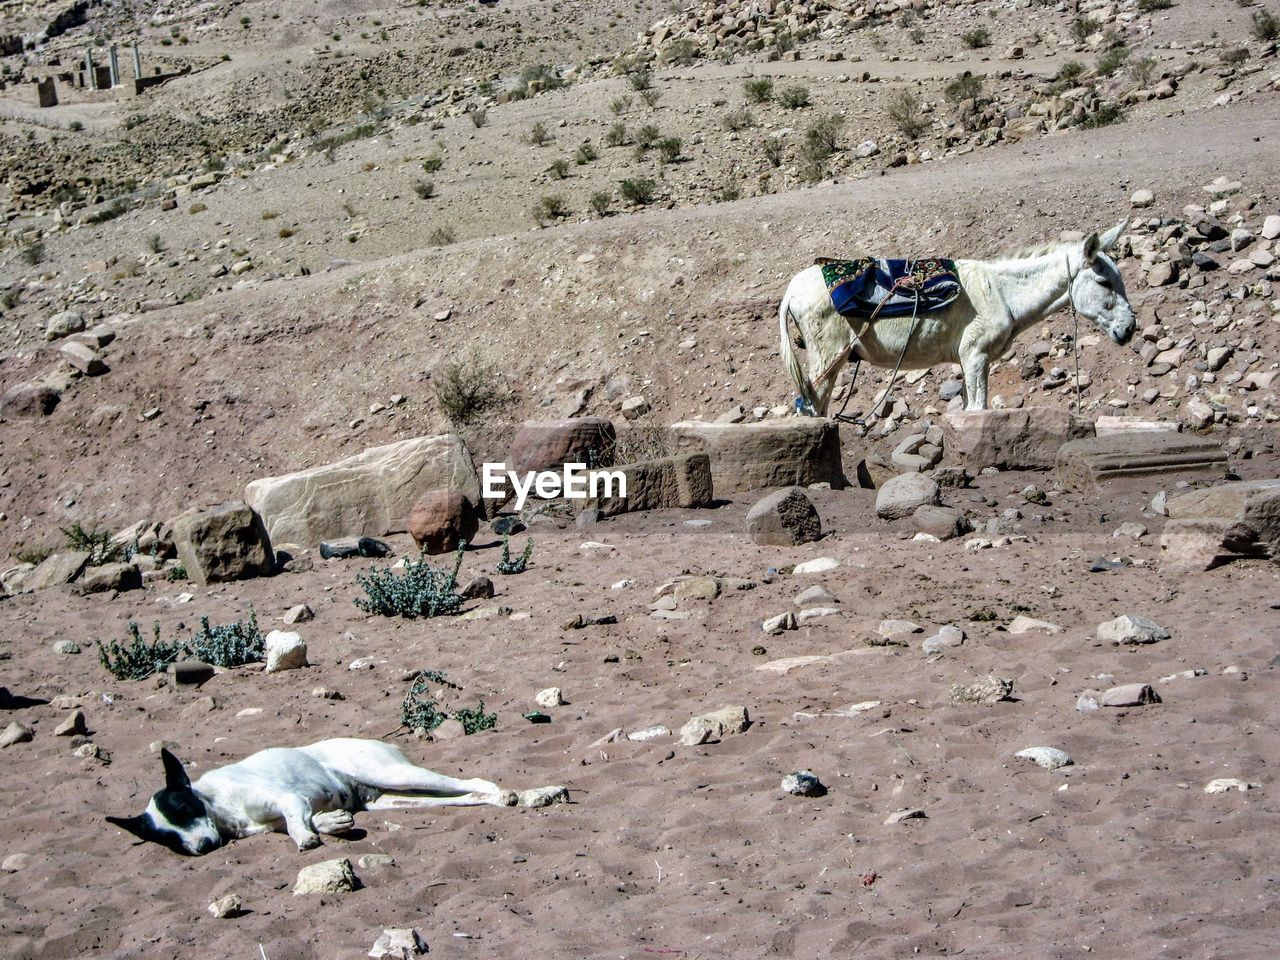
[{"left": 3, "top": 457, "right": 1280, "bottom": 959}]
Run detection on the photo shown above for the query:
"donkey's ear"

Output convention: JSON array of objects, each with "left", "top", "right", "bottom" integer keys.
[
  {"left": 106, "top": 814, "right": 152, "bottom": 842},
  {"left": 1100, "top": 218, "right": 1128, "bottom": 252},
  {"left": 160, "top": 749, "right": 191, "bottom": 792},
  {"left": 1082, "top": 232, "right": 1102, "bottom": 263}
]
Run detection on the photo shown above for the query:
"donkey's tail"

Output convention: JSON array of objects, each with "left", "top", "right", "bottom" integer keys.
[{"left": 779, "top": 293, "right": 820, "bottom": 416}]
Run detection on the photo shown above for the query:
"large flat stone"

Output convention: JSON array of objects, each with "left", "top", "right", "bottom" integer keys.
[
  {"left": 19, "top": 550, "right": 90, "bottom": 593},
  {"left": 1160, "top": 479, "right": 1280, "bottom": 573},
  {"left": 670, "top": 419, "right": 845, "bottom": 492},
  {"left": 509, "top": 417, "right": 615, "bottom": 475},
  {"left": 245, "top": 434, "right": 481, "bottom": 546},
  {"left": 943, "top": 407, "right": 1094, "bottom": 471},
  {"left": 590, "top": 453, "right": 713, "bottom": 516},
  {"left": 1056, "top": 433, "right": 1228, "bottom": 491}
]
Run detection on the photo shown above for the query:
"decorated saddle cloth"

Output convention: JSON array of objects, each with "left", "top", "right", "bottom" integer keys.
[{"left": 817, "top": 256, "right": 961, "bottom": 321}]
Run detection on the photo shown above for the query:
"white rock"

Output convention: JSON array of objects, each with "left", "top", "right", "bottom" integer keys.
[
  {"left": 1261, "top": 215, "right": 1280, "bottom": 241},
  {"left": 1130, "top": 189, "right": 1154, "bottom": 209},
  {"left": 579, "top": 541, "right": 616, "bottom": 557},
  {"left": 293, "top": 858, "right": 360, "bottom": 895},
  {"left": 1096, "top": 614, "right": 1169, "bottom": 646},
  {"left": 208, "top": 894, "right": 242, "bottom": 919},
  {"left": 792, "top": 557, "right": 838, "bottom": 575},
  {"left": 45, "top": 310, "right": 85, "bottom": 341},
  {"left": 264, "top": 630, "right": 308, "bottom": 672},
  {"left": 369, "top": 928, "right": 429, "bottom": 959},
  {"left": 797, "top": 606, "right": 841, "bottom": 622},
  {"left": 1007, "top": 615, "right": 1062, "bottom": 635},
  {"left": 626, "top": 725, "right": 670, "bottom": 741},
  {"left": 534, "top": 687, "right": 564, "bottom": 708},
  {"left": 781, "top": 770, "right": 825, "bottom": 796},
  {"left": 519, "top": 785, "right": 570, "bottom": 807},
  {"left": 1015, "top": 747, "right": 1073, "bottom": 771},
  {"left": 1204, "top": 778, "right": 1261, "bottom": 794},
  {"left": 762, "top": 611, "right": 797, "bottom": 633}
]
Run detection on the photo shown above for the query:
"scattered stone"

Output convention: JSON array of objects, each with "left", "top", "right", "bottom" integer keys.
[
  {"left": 912, "top": 504, "right": 968, "bottom": 540},
  {"left": 884, "top": 808, "right": 927, "bottom": 825},
  {"left": 1, "top": 853, "right": 33, "bottom": 872},
  {"left": 590, "top": 454, "right": 714, "bottom": 516},
  {"left": 53, "top": 640, "right": 80, "bottom": 655},
  {"left": 75, "top": 562, "right": 142, "bottom": 594},
  {"left": 793, "top": 557, "right": 839, "bottom": 575},
  {"left": 1, "top": 722, "right": 34, "bottom": 748},
  {"left": 535, "top": 687, "right": 564, "bottom": 708},
  {"left": 1099, "top": 683, "right": 1161, "bottom": 707},
  {"left": 208, "top": 894, "right": 242, "bottom": 919},
  {"left": 1097, "top": 615, "right": 1169, "bottom": 646},
  {"left": 1204, "top": 778, "right": 1261, "bottom": 794},
  {"left": 679, "top": 704, "right": 750, "bottom": 746},
  {"left": 491, "top": 515, "right": 525, "bottom": 536},
  {"left": 0, "top": 382, "right": 60, "bottom": 419},
  {"left": 61, "top": 340, "right": 107, "bottom": 376},
  {"left": 369, "top": 928, "right": 429, "bottom": 959},
  {"left": 673, "top": 577, "right": 720, "bottom": 601},
  {"left": 54, "top": 709, "right": 87, "bottom": 737},
  {"left": 1007, "top": 615, "right": 1062, "bottom": 634},
  {"left": 943, "top": 407, "right": 1093, "bottom": 471},
  {"left": 949, "top": 676, "right": 1014, "bottom": 704},
  {"left": 1130, "top": 189, "right": 1154, "bottom": 209},
  {"left": 620, "top": 395, "right": 650, "bottom": 419},
  {"left": 1160, "top": 480, "right": 1280, "bottom": 573},
  {"left": 408, "top": 490, "right": 480, "bottom": 555},
  {"left": 781, "top": 770, "right": 826, "bottom": 797},
  {"left": 282, "top": 604, "right": 314, "bottom": 624},
  {"left": 1015, "top": 747, "right": 1073, "bottom": 771},
  {"left": 746, "top": 487, "right": 822, "bottom": 546},
  {"left": 460, "top": 575, "right": 495, "bottom": 600},
  {"left": 627, "top": 725, "right": 669, "bottom": 742},
  {"left": 293, "top": 858, "right": 361, "bottom": 895},
  {"left": 320, "top": 537, "right": 392, "bottom": 560},
  {"left": 519, "top": 785, "right": 570, "bottom": 808},
  {"left": 172, "top": 660, "right": 215, "bottom": 686},
  {"left": 357, "top": 854, "right": 397, "bottom": 870},
  {"left": 762, "top": 611, "right": 798, "bottom": 633},
  {"left": 794, "top": 585, "right": 837, "bottom": 607},
  {"left": 875, "top": 473, "right": 940, "bottom": 520},
  {"left": 1114, "top": 522, "right": 1148, "bottom": 540},
  {"left": 19, "top": 550, "right": 90, "bottom": 593},
  {"left": 264, "top": 631, "right": 308, "bottom": 672},
  {"left": 431, "top": 718, "right": 466, "bottom": 740},
  {"left": 170, "top": 501, "right": 274, "bottom": 586},
  {"left": 798, "top": 606, "right": 840, "bottom": 622},
  {"left": 922, "top": 625, "right": 966, "bottom": 655},
  {"left": 45, "top": 310, "right": 85, "bottom": 341}
]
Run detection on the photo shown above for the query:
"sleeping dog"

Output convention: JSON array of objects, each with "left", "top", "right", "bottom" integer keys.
[{"left": 107, "top": 738, "right": 517, "bottom": 855}]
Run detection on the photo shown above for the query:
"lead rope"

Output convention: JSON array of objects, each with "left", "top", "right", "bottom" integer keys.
[{"left": 1065, "top": 253, "right": 1082, "bottom": 414}]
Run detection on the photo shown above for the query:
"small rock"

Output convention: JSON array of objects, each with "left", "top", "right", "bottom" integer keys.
[
  {"left": 1099, "top": 683, "right": 1161, "bottom": 707},
  {"left": 879, "top": 619, "right": 921, "bottom": 637},
  {"left": 293, "top": 858, "right": 361, "bottom": 895},
  {"left": 45, "top": 310, "right": 85, "bottom": 341},
  {"left": 460, "top": 575, "right": 495, "bottom": 600},
  {"left": 922, "top": 625, "right": 966, "bottom": 655},
  {"left": 762, "top": 611, "right": 798, "bottom": 633},
  {"left": 53, "top": 640, "right": 80, "bottom": 655},
  {"left": 54, "top": 709, "right": 87, "bottom": 737},
  {"left": 172, "top": 660, "right": 215, "bottom": 686},
  {"left": 1204, "top": 778, "right": 1260, "bottom": 794},
  {"left": 264, "top": 630, "right": 308, "bottom": 672},
  {"left": 1097, "top": 615, "right": 1169, "bottom": 646},
  {"left": 282, "top": 604, "right": 314, "bottom": 624},
  {"left": 794, "top": 585, "right": 838, "bottom": 607},
  {"left": 781, "top": 770, "right": 826, "bottom": 797},
  {"left": 884, "top": 808, "right": 927, "bottom": 825},
  {"left": 1007, "top": 616, "right": 1062, "bottom": 635},
  {"left": 431, "top": 718, "right": 466, "bottom": 740},
  {"left": 746, "top": 487, "right": 822, "bottom": 546},
  {"left": 357, "top": 854, "right": 397, "bottom": 870},
  {"left": 792, "top": 557, "right": 838, "bottom": 575},
  {"left": 1, "top": 852, "right": 33, "bottom": 872},
  {"left": 535, "top": 687, "right": 564, "bottom": 708},
  {"left": 519, "top": 785, "right": 570, "bottom": 808},
  {"left": 1130, "top": 189, "right": 1154, "bottom": 209},
  {"left": 679, "top": 704, "right": 750, "bottom": 746},
  {"left": 627, "top": 725, "right": 669, "bottom": 741},
  {"left": 949, "top": 676, "right": 1014, "bottom": 704},
  {"left": 369, "top": 928, "right": 429, "bottom": 959},
  {"left": 875, "top": 473, "right": 941, "bottom": 520},
  {"left": 1015, "top": 747, "right": 1073, "bottom": 771},
  {"left": 620, "top": 395, "right": 650, "bottom": 420},
  {"left": 208, "top": 894, "right": 242, "bottom": 919}
]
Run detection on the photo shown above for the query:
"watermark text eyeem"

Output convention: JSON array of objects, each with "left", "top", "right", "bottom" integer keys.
[{"left": 482, "top": 463, "right": 627, "bottom": 511}]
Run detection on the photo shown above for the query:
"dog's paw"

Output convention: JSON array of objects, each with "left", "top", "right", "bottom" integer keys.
[
  {"left": 296, "top": 833, "right": 323, "bottom": 851},
  {"left": 314, "top": 810, "right": 356, "bottom": 835}
]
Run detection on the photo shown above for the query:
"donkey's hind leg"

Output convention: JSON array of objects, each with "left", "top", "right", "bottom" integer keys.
[{"left": 959, "top": 347, "right": 990, "bottom": 411}]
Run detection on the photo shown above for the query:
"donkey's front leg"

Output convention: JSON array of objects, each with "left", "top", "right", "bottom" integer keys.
[{"left": 959, "top": 348, "right": 990, "bottom": 411}]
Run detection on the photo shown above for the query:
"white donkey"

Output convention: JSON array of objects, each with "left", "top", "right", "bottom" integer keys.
[{"left": 779, "top": 220, "right": 1137, "bottom": 414}]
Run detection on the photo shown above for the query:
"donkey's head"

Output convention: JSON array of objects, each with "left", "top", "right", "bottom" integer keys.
[
  {"left": 106, "top": 749, "right": 222, "bottom": 856},
  {"left": 1068, "top": 219, "right": 1136, "bottom": 346}
]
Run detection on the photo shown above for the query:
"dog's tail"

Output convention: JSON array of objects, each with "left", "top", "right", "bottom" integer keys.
[{"left": 779, "top": 293, "right": 820, "bottom": 416}]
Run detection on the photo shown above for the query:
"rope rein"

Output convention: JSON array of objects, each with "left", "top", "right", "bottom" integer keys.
[{"left": 1064, "top": 253, "right": 1082, "bottom": 414}]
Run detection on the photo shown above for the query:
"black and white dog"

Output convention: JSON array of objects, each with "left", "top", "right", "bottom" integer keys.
[{"left": 107, "top": 738, "right": 516, "bottom": 855}]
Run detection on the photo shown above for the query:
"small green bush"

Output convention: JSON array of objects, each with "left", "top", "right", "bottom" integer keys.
[
  {"left": 413, "top": 178, "right": 435, "bottom": 199},
  {"left": 723, "top": 106, "right": 754, "bottom": 131},
  {"left": 575, "top": 142, "right": 597, "bottom": 164},
  {"left": 532, "top": 193, "right": 569, "bottom": 224},
  {"left": 98, "top": 611, "right": 264, "bottom": 680},
  {"left": 761, "top": 137, "right": 784, "bottom": 167},
  {"left": 1077, "top": 102, "right": 1126, "bottom": 128},
  {"left": 620, "top": 178, "right": 656, "bottom": 204},
  {"left": 63, "top": 522, "right": 121, "bottom": 565},
  {"left": 470, "top": 108, "right": 488, "bottom": 128},
  {"left": 627, "top": 68, "right": 653, "bottom": 91},
  {"left": 609, "top": 95, "right": 632, "bottom": 115},
  {"left": 635, "top": 123, "right": 660, "bottom": 149},
  {"left": 527, "top": 121, "right": 552, "bottom": 146},
  {"left": 590, "top": 191, "right": 611, "bottom": 215},
  {"left": 422, "top": 153, "right": 444, "bottom": 172},
  {"left": 945, "top": 74, "right": 984, "bottom": 104},
  {"left": 660, "top": 39, "right": 698, "bottom": 66},
  {"left": 99, "top": 623, "right": 182, "bottom": 680},
  {"left": 400, "top": 670, "right": 496, "bottom": 734},
  {"left": 961, "top": 27, "right": 991, "bottom": 49},
  {"left": 639, "top": 88, "right": 661, "bottom": 108},
  {"left": 744, "top": 77, "right": 774, "bottom": 103},
  {"left": 434, "top": 353, "right": 504, "bottom": 426},
  {"left": 1137, "top": 0, "right": 1173, "bottom": 11},
  {"left": 187, "top": 611, "right": 265, "bottom": 668},
  {"left": 1252, "top": 8, "right": 1279, "bottom": 41},
  {"left": 887, "top": 89, "right": 927, "bottom": 138},
  {"left": 496, "top": 535, "right": 533, "bottom": 575},
  {"left": 356, "top": 546, "right": 466, "bottom": 619},
  {"left": 605, "top": 121, "right": 627, "bottom": 146},
  {"left": 656, "top": 136, "right": 682, "bottom": 163},
  {"left": 778, "top": 84, "right": 811, "bottom": 109},
  {"left": 1096, "top": 46, "right": 1130, "bottom": 76}
]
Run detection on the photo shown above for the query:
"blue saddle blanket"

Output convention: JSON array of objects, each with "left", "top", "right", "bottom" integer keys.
[{"left": 817, "top": 256, "right": 961, "bottom": 321}]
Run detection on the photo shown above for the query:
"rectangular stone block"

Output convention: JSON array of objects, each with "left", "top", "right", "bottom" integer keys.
[
  {"left": 1160, "top": 479, "right": 1280, "bottom": 573},
  {"left": 670, "top": 419, "right": 845, "bottom": 492},
  {"left": 590, "top": 454, "right": 713, "bottom": 517},
  {"left": 943, "top": 407, "right": 1094, "bottom": 471},
  {"left": 1056, "top": 433, "right": 1228, "bottom": 492}
]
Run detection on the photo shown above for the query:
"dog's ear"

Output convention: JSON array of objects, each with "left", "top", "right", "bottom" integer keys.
[
  {"left": 160, "top": 749, "right": 191, "bottom": 792},
  {"left": 106, "top": 814, "right": 151, "bottom": 842}
]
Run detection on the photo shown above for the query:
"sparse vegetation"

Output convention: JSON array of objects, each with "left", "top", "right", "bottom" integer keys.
[
  {"left": 761, "top": 137, "right": 784, "bottom": 167},
  {"left": 1052, "top": 60, "right": 1087, "bottom": 91},
  {"left": 400, "top": 670, "right": 496, "bottom": 734},
  {"left": 1137, "top": 0, "right": 1173, "bottom": 10},
  {"left": 639, "top": 88, "right": 662, "bottom": 108},
  {"left": 261, "top": 210, "right": 280, "bottom": 220},
  {"left": 1078, "top": 102, "right": 1126, "bottom": 128},
  {"left": 660, "top": 39, "right": 698, "bottom": 66},
  {"left": 356, "top": 546, "right": 466, "bottom": 619},
  {"left": 656, "top": 136, "right": 682, "bottom": 164},
  {"left": 1252, "top": 8, "right": 1279, "bottom": 41},
  {"left": 62, "top": 523, "right": 121, "bottom": 565},
  {"left": 609, "top": 95, "right": 632, "bottom": 115},
  {"left": 744, "top": 77, "right": 774, "bottom": 103},
  {"left": 413, "top": 178, "right": 435, "bottom": 199},
  {"left": 146, "top": 234, "right": 164, "bottom": 253},
  {"left": 496, "top": 535, "right": 533, "bottom": 574},
  {"left": 800, "top": 114, "right": 844, "bottom": 180},
  {"left": 1129, "top": 56, "right": 1159, "bottom": 86},
  {"left": 1096, "top": 45, "right": 1130, "bottom": 76},
  {"left": 433, "top": 352, "right": 505, "bottom": 426},
  {"left": 575, "top": 142, "right": 597, "bottom": 165},
  {"left": 98, "top": 611, "right": 264, "bottom": 681},
  {"left": 428, "top": 224, "right": 456, "bottom": 246},
  {"left": 527, "top": 121, "right": 552, "bottom": 146},
  {"left": 961, "top": 27, "right": 991, "bottom": 49},
  {"left": 627, "top": 68, "right": 653, "bottom": 91},
  {"left": 422, "top": 153, "right": 444, "bottom": 173},
  {"left": 470, "top": 108, "right": 488, "bottom": 128},
  {"left": 778, "top": 84, "right": 811, "bottom": 109},
  {"left": 620, "top": 177, "right": 657, "bottom": 205},
  {"left": 605, "top": 121, "right": 628, "bottom": 147},
  {"left": 1072, "top": 16, "right": 1101, "bottom": 43},
  {"left": 945, "top": 74, "right": 984, "bottom": 104},
  {"left": 19, "top": 242, "right": 44, "bottom": 266},
  {"left": 549, "top": 158, "right": 571, "bottom": 179},
  {"left": 723, "top": 106, "right": 755, "bottom": 131},
  {"left": 590, "top": 191, "right": 611, "bottom": 215},
  {"left": 532, "top": 193, "right": 569, "bottom": 224},
  {"left": 887, "top": 89, "right": 927, "bottom": 139}
]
